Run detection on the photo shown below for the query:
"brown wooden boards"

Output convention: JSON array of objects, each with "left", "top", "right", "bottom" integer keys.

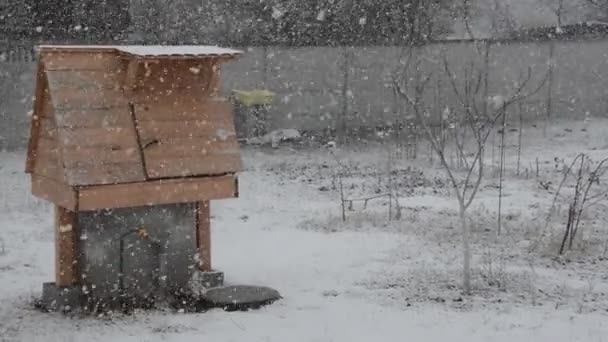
[
  {"left": 39, "top": 117, "right": 58, "bottom": 139},
  {"left": 142, "top": 139, "right": 238, "bottom": 159},
  {"left": 42, "top": 51, "right": 122, "bottom": 71},
  {"left": 145, "top": 155, "right": 242, "bottom": 178},
  {"left": 45, "top": 70, "right": 123, "bottom": 89},
  {"left": 33, "top": 103, "right": 62, "bottom": 181},
  {"left": 78, "top": 174, "right": 238, "bottom": 211},
  {"left": 31, "top": 175, "right": 77, "bottom": 210},
  {"left": 196, "top": 201, "right": 212, "bottom": 271},
  {"left": 64, "top": 162, "right": 146, "bottom": 186},
  {"left": 133, "top": 100, "right": 241, "bottom": 179},
  {"left": 55, "top": 107, "right": 134, "bottom": 128},
  {"left": 130, "top": 60, "right": 215, "bottom": 92},
  {"left": 55, "top": 206, "right": 80, "bottom": 287},
  {"left": 33, "top": 138, "right": 62, "bottom": 180},
  {"left": 135, "top": 100, "right": 232, "bottom": 122},
  {"left": 27, "top": 76, "right": 67, "bottom": 182},
  {"left": 27, "top": 47, "right": 243, "bottom": 208},
  {"left": 44, "top": 67, "right": 146, "bottom": 186},
  {"left": 56, "top": 123, "right": 146, "bottom": 186},
  {"left": 25, "top": 61, "right": 48, "bottom": 174},
  {"left": 51, "top": 87, "right": 129, "bottom": 110}
]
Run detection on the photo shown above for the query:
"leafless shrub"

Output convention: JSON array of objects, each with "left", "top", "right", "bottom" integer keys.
[
  {"left": 557, "top": 155, "right": 608, "bottom": 255},
  {"left": 392, "top": 44, "right": 548, "bottom": 294}
]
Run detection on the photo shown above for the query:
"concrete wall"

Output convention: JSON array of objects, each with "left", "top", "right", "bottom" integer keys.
[
  {"left": 222, "top": 39, "right": 608, "bottom": 133},
  {"left": 3, "top": 38, "right": 608, "bottom": 149},
  {"left": 79, "top": 203, "right": 198, "bottom": 304}
]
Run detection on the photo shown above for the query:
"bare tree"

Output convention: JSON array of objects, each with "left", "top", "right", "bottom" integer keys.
[
  {"left": 392, "top": 47, "right": 547, "bottom": 294},
  {"left": 557, "top": 155, "right": 608, "bottom": 254},
  {"left": 541, "top": 0, "right": 572, "bottom": 28}
]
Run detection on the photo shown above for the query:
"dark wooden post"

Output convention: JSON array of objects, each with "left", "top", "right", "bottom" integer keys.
[
  {"left": 196, "top": 201, "right": 212, "bottom": 271},
  {"left": 55, "top": 206, "right": 79, "bottom": 287}
]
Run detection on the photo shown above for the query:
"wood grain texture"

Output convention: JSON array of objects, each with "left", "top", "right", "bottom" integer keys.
[
  {"left": 39, "top": 117, "right": 58, "bottom": 139},
  {"left": 133, "top": 99, "right": 241, "bottom": 178},
  {"left": 39, "top": 91, "right": 53, "bottom": 118},
  {"left": 145, "top": 154, "right": 242, "bottom": 179},
  {"left": 25, "top": 61, "right": 47, "bottom": 174},
  {"left": 78, "top": 174, "right": 238, "bottom": 210},
  {"left": 64, "top": 162, "right": 146, "bottom": 186},
  {"left": 33, "top": 158, "right": 62, "bottom": 180},
  {"left": 31, "top": 175, "right": 77, "bottom": 210},
  {"left": 142, "top": 138, "right": 239, "bottom": 159},
  {"left": 196, "top": 201, "right": 212, "bottom": 271},
  {"left": 54, "top": 108, "right": 146, "bottom": 185},
  {"left": 62, "top": 146, "right": 140, "bottom": 167},
  {"left": 30, "top": 50, "right": 241, "bottom": 189},
  {"left": 50, "top": 87, "right": 129, "bottom": 110},
  {"left": 131, "top": 60, "right": 215, "bottom": 91},
  {"left": 45, "top": 70, "right": 122, "bottom": 90},
  {"left": 134, "top": 100, "right": 232, "bottom": 122},
  {"left": 33, "top": 137, "right": 62, "bottom": 180},
  {"left": 55, "top": 107, "right": 133, "bottom": 128},
  {"left": 55, "top": 206, "right": 80, "bottom": 287},
  {"left": 42, "top": 52, "right": 122, "bottom": 71},
  {"left": 137, "top": 118, "right": 236, "bottom": 141},
  {"left": 58, "top": 126, "right": 138, "bottom": 148}
]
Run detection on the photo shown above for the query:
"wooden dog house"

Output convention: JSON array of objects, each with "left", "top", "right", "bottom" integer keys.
[{"left": 25, "top": 45, "right": 243, "bottom": 293}]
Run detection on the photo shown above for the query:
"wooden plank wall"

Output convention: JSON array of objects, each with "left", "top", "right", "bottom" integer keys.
[
  {"left": 129, "top": 60, "right": 241, "bottom": 179},
  {"left": 29, "top": 73, "right": 68, "bottom": 185},
  {"left": 78, "top": 174, "right": 238, "bottom": 210},
  {"left": 30, "top": 51, "right": 242, "bottom": 199},
  {"left": 135, "top": 100, "right": 242, "bottom": 178},
  {"left": 43, "top": 51, "right": 147, "bottom": 186}
]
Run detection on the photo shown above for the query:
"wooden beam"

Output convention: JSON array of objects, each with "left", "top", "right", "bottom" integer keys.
[
  {"left": 78, "top": 174, "right": 238, "bottom": 211},
  {"left": 55, "top": 206, "right": 80, "bottom": 287},
  {"left": 25, "top": 61, "right": 47, "bottom": 173},
  {"left": 123, "top": 59, "right": 140, "bottom": 93},
  {"left": 42, "top": 51, "right": 122, "bottom": 71},
  {"left": 196, "top": 201, "right": 212, "bottom": 271},
  {"left": 31, "top": 175, "right": 78, "bottom": 210}
]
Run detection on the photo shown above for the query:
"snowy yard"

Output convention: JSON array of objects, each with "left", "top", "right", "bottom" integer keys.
[{"left": 1, "top": 119, "right": 608, "bottom": 341}]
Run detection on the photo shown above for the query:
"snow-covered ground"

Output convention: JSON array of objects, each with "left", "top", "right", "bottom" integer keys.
[{"left": 1, "top": 119, "right": 607, "bottom": 341}]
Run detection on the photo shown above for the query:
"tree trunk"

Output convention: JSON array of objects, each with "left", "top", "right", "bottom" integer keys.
[{"left": 460, "top": 204, "right": 472, "bottom": 294}]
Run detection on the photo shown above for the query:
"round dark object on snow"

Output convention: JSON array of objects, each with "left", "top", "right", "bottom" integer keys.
[{"left": 202, "top": 285, "right": 281, "bottom": 311}]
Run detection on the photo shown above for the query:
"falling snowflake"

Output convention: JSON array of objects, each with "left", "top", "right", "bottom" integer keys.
[
  {"left": 317, "top": 10, "right": 327, "bottom": 21},
  {"left": 216, "top": 129, "right": 234, "bottom": 141},
  {"left": 271, "top": 6, "right": 284, "bottom": 19}
]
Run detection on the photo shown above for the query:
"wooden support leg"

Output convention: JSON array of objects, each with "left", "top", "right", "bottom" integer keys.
[
  {"left": 196, "top": 201, "right": 212, "bottom": 271},
  {"left": 55, "top": 206, "right": 79, "bottom": 287}
]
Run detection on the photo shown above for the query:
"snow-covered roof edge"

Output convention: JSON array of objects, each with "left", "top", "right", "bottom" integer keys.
[{"left": 36, "top": 45, "right": 243, "bottom": 58}]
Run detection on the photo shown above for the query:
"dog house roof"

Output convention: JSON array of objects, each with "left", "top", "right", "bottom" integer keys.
[{"left": 37, "top": 45, "right": 243, "bottom": 58}]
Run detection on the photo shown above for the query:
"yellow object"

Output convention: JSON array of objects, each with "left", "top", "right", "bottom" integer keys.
[
  {"left": 137, "top": 227, "right": 149, "bottom": 240},
  {"left": 232, "top": 89, "right": 275, "bottom": 106}
]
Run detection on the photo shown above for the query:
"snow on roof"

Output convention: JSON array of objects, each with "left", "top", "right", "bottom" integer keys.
[{"left": 36, "top": 45, "right": 242, "bottom": 58}]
